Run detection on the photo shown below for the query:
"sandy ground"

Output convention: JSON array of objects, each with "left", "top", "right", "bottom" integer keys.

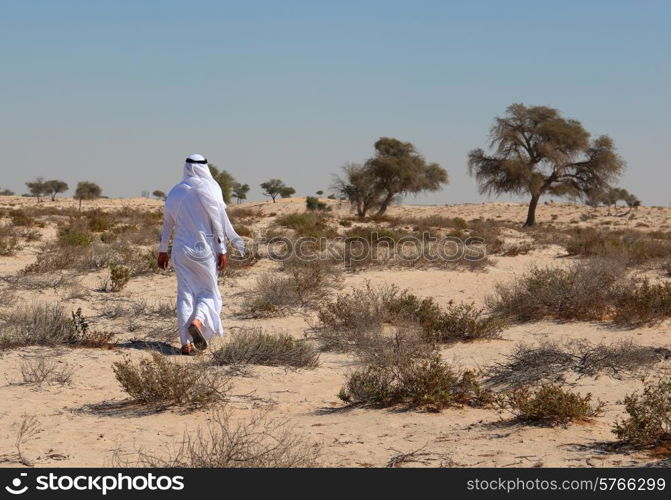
[{"left": 0, "top": 195, "right": 670, "bottom": 468}]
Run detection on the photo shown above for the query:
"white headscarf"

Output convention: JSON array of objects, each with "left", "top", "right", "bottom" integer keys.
[{"left": 183, "top": 154, "right": 245, "bottom": 255}]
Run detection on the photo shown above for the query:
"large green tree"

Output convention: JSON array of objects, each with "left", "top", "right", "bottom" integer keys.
[{"left": 468, "top": 103, "right": 625, "bottom": 227}]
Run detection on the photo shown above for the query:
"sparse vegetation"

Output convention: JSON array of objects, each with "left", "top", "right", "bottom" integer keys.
[
  {"left": 20, "top": 356, "right": 73, "bottom": 386},
  {"left": 116, "top": 408, "right": 319, "bottom": 467},
  {"left": 485, "top": 340, "right": 668, "bottom": 389}
]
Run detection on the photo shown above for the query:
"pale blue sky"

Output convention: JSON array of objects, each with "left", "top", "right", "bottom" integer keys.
[{"left": 0, "top": 0, "right": 669, "bottom": 204}]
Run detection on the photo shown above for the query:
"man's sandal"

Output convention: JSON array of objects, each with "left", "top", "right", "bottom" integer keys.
[
  {"left": 188, "top": 323, "right": 208, "bottom": 351},
  {"left": 181, "top": 343, "right": 195, "bottom": 355}
]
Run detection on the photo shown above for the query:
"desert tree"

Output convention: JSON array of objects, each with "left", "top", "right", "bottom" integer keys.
[
  {"left": 152, "top": 190, "right": 166, "bottom": 200},
  {"left": 260, "top": 179, "right": 295, "bottom": 203},
  {"left": 333, "top": 138, "right": 448, "bottom": 217},
  {"left": 208, "top": 164, "right": 236, "bottom": 204},
  {"left": 468, "top": 103, "right": 625, "bottom": 227},
  {"left": 367, "top": 137, "right": 447, "bottom": 216},
  {"left": 74, "top": 181, "right": 102, "bottom": 210},
  {"left": 232, "top": 182, "right": 250, "bottom": 204},
  {"left": 0, "top": 188, "right": 14, "bottom": 196},
  {"left": 332, "top": 162, "right": 383, "bottom": 217},
  {"left": 44, "top": 179, "right": 69, "bottom": 201},
  {"left": 316, "top": 190, "right": 324, "bottom": 196},
  {"left": 25, "top": 177, "right": 48, "bottom": 202},
  {"left": 588, "top": 186, "right": 639, "bottom": 215}
]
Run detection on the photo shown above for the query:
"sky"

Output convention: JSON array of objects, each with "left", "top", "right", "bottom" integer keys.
[{"left": 0, "top": 0, "right": 669, "bottom": 205}]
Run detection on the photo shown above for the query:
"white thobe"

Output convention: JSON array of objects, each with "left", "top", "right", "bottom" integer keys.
[{"left": 160, "top": 180, "right": 227, "bottom": 345}]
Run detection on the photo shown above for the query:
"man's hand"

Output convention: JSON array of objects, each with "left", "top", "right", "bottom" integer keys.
[
  {"left": 157, "top": 252, "right": 170, "bottom": 270},
  {"left": 217, "top": 253, "right": 228, "bottom": 272}
]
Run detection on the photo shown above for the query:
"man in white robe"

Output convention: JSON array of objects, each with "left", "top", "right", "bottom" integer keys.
[{"left": 158, "top": 154, "right": 243, "bottom": 355}]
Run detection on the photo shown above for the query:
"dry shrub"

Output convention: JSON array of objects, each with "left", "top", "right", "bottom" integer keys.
[
  {"left": 0, "top": 303, "right": 113, "bottom": 348},
  {"left": 564, "top": 227, "right": 671, "bottom": 266},
  {"left": 109, "top": 264, "right": 131, "bottom": 292},
  {"left": 240, "top": 258, "right": 341, "bottom": 318},
  {"left": 112, "top": 352, "right": 230, "bottom": 409},
  {"left": 613, "top": 379, "right": 671, "bottom": 447},
  {"left": 613, "top": 279, "right": 671, "bottom": 326},
  {"left": 339, "top": 347, "right": 491, "bottom": 411},
  {"left": 488, "top": 259, "right": 624, "bottom": 322},
  {"left": 315, "top": 284, "right": 504, "bottom": 351},
  {"left": 486, "top": 341, "right": 577, "bottom": 389},
  {"left": 20, "top": 356, "right": 73, "bottom": 386},
  {"left": 497, "top": 383, "right": 604, "bottom": 427},
  {"left": 384, "top": 293, "right": 506, "bottom": 343},
  {"left": 117, "top": 407, "right": 319, "bottom": 467},
  {"left": 0, "top": 224, "right": 21, "bottom": 256},
  {"left": 486, "top": 340, "right": 666, "bottom": 389},
  {"left": 275, "top": 212, "right": 337, "bottom": 239},
  {"left": 212, "top": 327, "right": 319, "bottom": 369}
]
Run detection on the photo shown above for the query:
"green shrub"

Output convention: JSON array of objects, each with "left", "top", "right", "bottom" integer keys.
[
  {"left": 212, "top": 328, "right": 319, "bottom": 369},
  {"left": 305, "top": 196, "right": 330, "bottom": 211},
  {"left": 112, "top": 353, "right": 229, "bottom": 408},
  {"left": 109, "top": 264, "right": 131, "bottom": 292},
  {"left": 339, "top": 352, "right": 490, "bottom": 411},
  {"left": 613, "top": 379, "right": 671, "bottom": 447},
  {"left": 275, "top": 213, "right": 337, "bottom": 239},
  {"left": 497, "top": 384, "right": 604, "bottom": 427}
]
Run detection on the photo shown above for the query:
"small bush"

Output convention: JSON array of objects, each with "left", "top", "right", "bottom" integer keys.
[
  {"left": 212, "top": 328, "right": 319, "bottom": 369},
  {"left": 87, "top": 211, "right": 113, "bottom": 232},
  {"left": 20, "top": 357, "right": 73, "bottom": 386},
  {"left": 10, "top": 210, "right": 38, "bottom": 227},
  {"left": 117, "top": 408, "right": 319, "bottom": 467},
  {"left": 339, "top": 352, "right": 491, "bottom": 411},
  {"left": 109, "top": 264, "right": 131, "bottom": 292},
  {"left": 0, "top": 225, "right": 21, "bottom": 256},
  {"left": 240, "top": 259, "right": 341, "bottom": 317},
  {"left": 58, "top": 228, "right": 93, "bottom": 247},
  {"left": 614, "top": 279, "right": 671, "bottom": 326},
  {"left": 613, "top": 379, "right": 671, "bottom": 447},
  {"left": 315, "top": 284, "right": 503, "bottom": 350},
  {"left": 306, "top": 196, "right": 330, "bottom": 211},
  {"left": 0, "top": 303, "right": 113, "bottom": 348},
  {"left": 497, "top": 384, "right": 604, "bottom": 427},
  {"left": 112, "top": 353, "right": 230, "bottom": 408},
  {"left": 275, "top": 213, "right": 337, "bottom": 239},
  {"left": 488, "top": 259, "right": 624, "bottom": 322}
]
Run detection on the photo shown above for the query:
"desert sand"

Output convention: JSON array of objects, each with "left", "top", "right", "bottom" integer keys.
[{"left": 0, "top": 195, "right": 669, "bottom": 468}]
